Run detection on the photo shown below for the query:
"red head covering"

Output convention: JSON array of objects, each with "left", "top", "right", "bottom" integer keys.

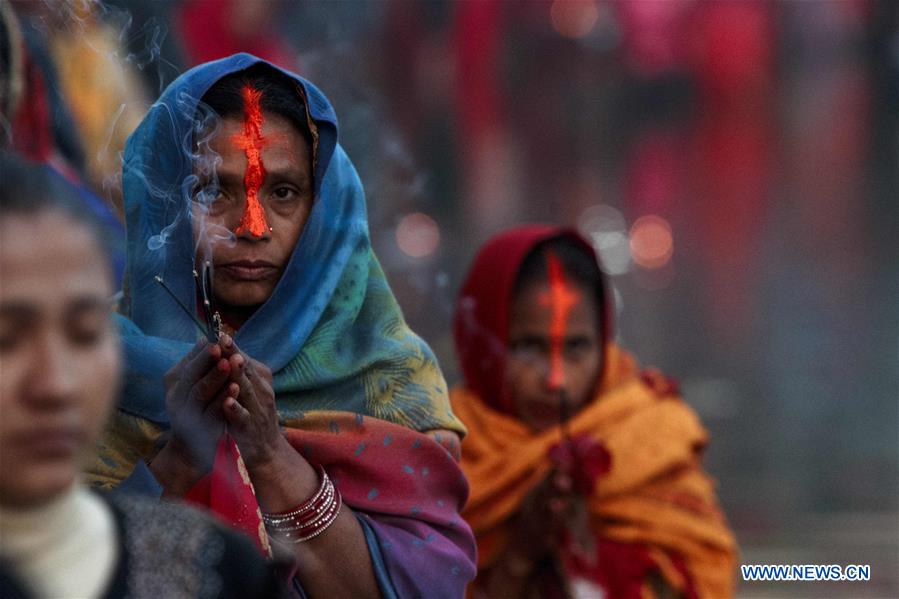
[{"left": 452, "top": 225, "right": 612, "bottom": 415}]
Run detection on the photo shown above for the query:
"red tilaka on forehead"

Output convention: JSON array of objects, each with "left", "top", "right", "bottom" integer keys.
[
  {"left": 539, "top": 251, "right": 581, "bottom": 389},
  {"left": 230, "top": 84, "right": 270, "bottom": 238}
]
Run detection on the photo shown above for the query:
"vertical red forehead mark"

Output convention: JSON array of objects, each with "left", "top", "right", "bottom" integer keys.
[
  {"left": 230, "top": 84, "right": 270, "bottom": 238},
  {"left": 538, "top": 251, "right": 581, "bottom": 389}
]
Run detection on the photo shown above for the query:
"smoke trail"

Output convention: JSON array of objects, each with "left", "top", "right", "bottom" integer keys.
[
  {"left": 186, "top": 100, "right": 236, "bottom": 264},
  {"left": 139, "top": 94, "right": 234, "bottom": 256},
  {"left": 101, "top": 103, "right": 127, "bottom": 143},
  {"left": 123, "top": 16, "right": 164, "bottom": 70}
]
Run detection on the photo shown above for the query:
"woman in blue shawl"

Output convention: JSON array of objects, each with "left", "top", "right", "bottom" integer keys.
[{"left": 87, "top": 54, "right": 475, "bottom": 598}]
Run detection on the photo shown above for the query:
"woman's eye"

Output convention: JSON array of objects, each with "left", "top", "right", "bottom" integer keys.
[
  {"left": 565, "top": 338, "right": 593, "bottom": 358},
  {"left": 0, "top": 331, "right": 20, "bottom": 353},
  {"left": 69, "top": 328, "right": 103, "bottom": 346},
  {"left": 67, "top": 313, "right": 109, "bottom": 347},
  {"left": 510, "top": 339, "right": 544, "bottom": 361},
  {"left": 272, "top": 186, "right": 297, "bottom": 201},
  {"left": 195, "top": 185, "right": 223, "bottom": 206}
]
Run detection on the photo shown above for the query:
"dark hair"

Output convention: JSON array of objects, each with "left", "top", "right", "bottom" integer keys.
[
  {"left": 0, "top": 0, "right": 18, "bottom": 120},
  {"left": 513, "top": 235, "right": 605, "bottom": 318},
  {"left": 0, "top": 151, "right": 116, "bottom": 270},
  {"left": 199, "top": 63, "right": 313, "bottom": 149}
]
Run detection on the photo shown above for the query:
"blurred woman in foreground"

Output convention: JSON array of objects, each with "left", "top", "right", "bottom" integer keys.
[
  {"left": 452, "top": 226, "right": 737, "bottom": 598},
  {"left": 0, "top": 152, "right": 282, "bottom": 598}
]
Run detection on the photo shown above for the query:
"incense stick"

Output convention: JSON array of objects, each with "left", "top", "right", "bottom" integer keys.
[
  {"left": 194, "top": 262, "right": 221, "bottom": 340},
  {"left": 154, "top": 275, "right": 217, "bottom": 342},
  {"left": 558, "top": 392, "right": 582, "bottom": 467},
  {"left": 559, "top": 393, "right": 572, "bottom": 442}
]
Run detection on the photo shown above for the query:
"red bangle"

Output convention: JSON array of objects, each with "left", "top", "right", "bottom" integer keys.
[{"left": 261, "top": 465, "right": 342, "bottom": 543}]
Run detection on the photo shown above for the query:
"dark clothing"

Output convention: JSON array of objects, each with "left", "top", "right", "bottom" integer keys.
[{"left": 0, "top": 493, "right": 285, "bottom": 599}]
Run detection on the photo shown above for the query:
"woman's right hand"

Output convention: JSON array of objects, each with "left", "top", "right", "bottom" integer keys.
[
  {"left": 507, "top": 469, "right": 575, "bottom": 562},
  {"left": 484, "top": 470, "right": 575, "bottom": 595},
  {"left": 149, "top": 336, "right": 239, "bottom": 496}
]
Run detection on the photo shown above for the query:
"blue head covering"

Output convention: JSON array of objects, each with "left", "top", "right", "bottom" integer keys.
[{"left": 118, "top": 53, "right": 462, "bottom": 434}]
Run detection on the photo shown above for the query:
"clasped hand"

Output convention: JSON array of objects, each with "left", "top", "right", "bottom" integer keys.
[{"left": 162, "top": 334, "right": 282, "bottom": 476}]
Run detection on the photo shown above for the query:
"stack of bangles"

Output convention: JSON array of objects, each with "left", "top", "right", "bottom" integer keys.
[{"left": 262, "top": 465, "right": 342, "bottom": 543}]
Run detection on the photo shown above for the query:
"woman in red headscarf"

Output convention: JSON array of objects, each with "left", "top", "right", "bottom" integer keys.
[{"left": 452, "top": 226, "right": 737, "bottom": 599}]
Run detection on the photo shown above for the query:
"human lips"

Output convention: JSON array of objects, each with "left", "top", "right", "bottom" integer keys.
[
  {"left": 7, "top": 427, "right": 83, "bottom": 459},
  {"left": 218, "top": 260, "right": 278, "bottom": 281},
  {"left": 521, "top": 401, "right": 564, "bottom": 426}
]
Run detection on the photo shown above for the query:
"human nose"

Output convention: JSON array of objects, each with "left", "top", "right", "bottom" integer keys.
[
  {"left": 543, "top": 353, "right": 568, "bottom": 394},
  {"left": 233, "top": 196, "right": 272, "bottom": 240},
  {"left": 25, "top": 332, "right": 77, "bottom": 407},
  {"left": 235, "top": 224, "right": 272, "bottom": 241}
]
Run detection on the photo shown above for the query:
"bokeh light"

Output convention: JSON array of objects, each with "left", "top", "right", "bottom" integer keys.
[
  {"left": 550, "top": 0, "right": 600, "bottom": 39},
  {"left": 629, "top": 214, "right": 673, "bottom": 269},
  {"left": 396, "top": 212, "right": 441, "bottom": 258},
  {"left": 578, "top": 204, "right": 631, "bottom": 275}
]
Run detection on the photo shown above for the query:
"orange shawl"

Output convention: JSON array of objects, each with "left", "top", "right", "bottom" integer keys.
[{"left": 453, "top": 345, "right": 737, "bottom": 598}]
